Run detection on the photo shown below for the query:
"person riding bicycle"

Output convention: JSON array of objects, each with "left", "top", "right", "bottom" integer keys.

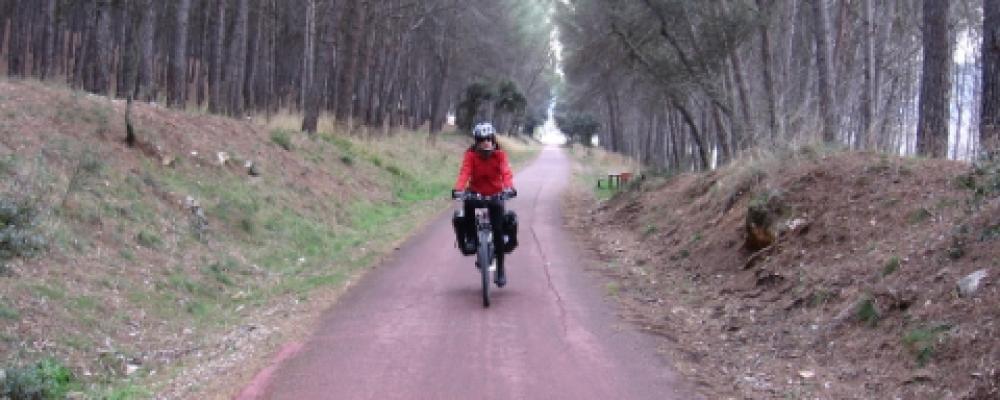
[{"left": 452, "top": 123, "right": 519, "bottom": 279}]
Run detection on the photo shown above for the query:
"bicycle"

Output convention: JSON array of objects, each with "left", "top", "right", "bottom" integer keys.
[{"left": 453, "top": 190, "right": 516, "bottom": 308}]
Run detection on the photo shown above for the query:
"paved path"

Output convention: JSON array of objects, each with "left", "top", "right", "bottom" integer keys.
[{"left": 237, "top": 147, "right": 700, "bottom": 400}]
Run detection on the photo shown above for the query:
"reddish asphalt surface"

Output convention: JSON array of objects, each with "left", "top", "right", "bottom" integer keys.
[{"left": 237, "top": 147, "right": 702, "bottom": 400}]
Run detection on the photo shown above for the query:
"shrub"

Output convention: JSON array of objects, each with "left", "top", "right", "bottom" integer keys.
[
  {"left": 0, "top": 196, "right": 47, "bottom": 266},
  {"left": 642, "top": 224, "right": 657, "bottom": 237},
  {"left": 0, "top": 358, "right": 75, "bottom": 400},
  {"left": 857, "top": 297, "right": 879, "bottom": 328},
  {"left": 135, "top": 230, "right": 162, "bottom": 249},
  {"left": 0, "top": 155, "right": 14, "bottom": 175},
  {"left": 882, "top": 257, "right": 901, "bottom": 277},
  {"left": 385, "top": 164, "right": 404, "bottom": 177}
]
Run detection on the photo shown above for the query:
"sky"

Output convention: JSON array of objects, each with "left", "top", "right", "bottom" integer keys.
[{"left": 537, "top": 12, "right": 567, "bottom": 146}]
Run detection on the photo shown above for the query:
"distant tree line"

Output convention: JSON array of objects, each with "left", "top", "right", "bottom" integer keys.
[
  {"left": 0, "top": 0, "right": 556, "bottom": 137},
  {"left": 556, "top": 0, "right": 1000, "bottom": 171}
]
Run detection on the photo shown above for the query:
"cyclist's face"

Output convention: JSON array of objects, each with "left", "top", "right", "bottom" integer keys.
[{"left": 476, "top": 138, "right": 495, "bottom": 150}]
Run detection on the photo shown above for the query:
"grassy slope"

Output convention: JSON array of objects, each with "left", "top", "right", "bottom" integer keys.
[
  {"left": 0, "top": 78, "right": 538, "bottom": 398},
  {"left": 568, "top": 145, "right": 1000, "bottom": 399}
]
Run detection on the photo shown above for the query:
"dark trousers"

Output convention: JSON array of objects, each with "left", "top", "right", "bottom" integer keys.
[{"left": 462, "top": 198, "right": 507, "bottom": 256}]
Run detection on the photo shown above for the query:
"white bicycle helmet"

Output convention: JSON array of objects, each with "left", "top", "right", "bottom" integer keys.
[{"left": 472, "top": 122, "right": 496, "bottom": 139}]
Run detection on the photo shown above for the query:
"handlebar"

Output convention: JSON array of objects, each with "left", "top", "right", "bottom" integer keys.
[{"left": 452, "top": 190, "right": 517, "bottom": 201}]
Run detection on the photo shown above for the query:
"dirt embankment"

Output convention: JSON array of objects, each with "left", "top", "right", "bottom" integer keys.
[
  {"left": 567, "top": 147, "right": 999, "bottom": 399},
  {"left": 0, "top": 78, "right": 492, "bottom": 398}
]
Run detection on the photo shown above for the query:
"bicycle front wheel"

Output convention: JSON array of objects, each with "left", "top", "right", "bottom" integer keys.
[{"left": 477, "top": 231, "right": 492, "bottom": 308}]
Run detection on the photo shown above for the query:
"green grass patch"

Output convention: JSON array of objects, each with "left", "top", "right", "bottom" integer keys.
[
  {"left": 205, "top": 258, "right": 242, "bottom": 286},
  {"left": 270, "top": 129, "right": 294, "bottom": 151},
  {"left": 119, "top": 249, "right": 137, "bottom": 262},
  {"left": 0, "top": 154, "right": 15, "bottom": 175},
  {"left": 279, "top": 273, "right": 346, "bottom": 299},
  {"left": 605, "top": 282, "right": 621, "bottom": 296},
  {"left": 70, "top": 295, "right": 100, "bottom": 312},
  {"left": 906, "top": 208, "right": 932, "bottom": 224},
  {"left": 0, "top": 301, "right": 18, "bottom": 320},
  {"left": 320, "top": 133, "right": 355, "bottom": 154},
  {"left": 642, "top": 224, "right": 657, "bottom": 237},
  {"left": 185, "top": 301, "right": 210, "bottom": 317},
  {"left": 981, "top": 223, "right": 1000, "bottom": 242},
  {"left": 857, "top": 297, "right": 879, "bottom": 327},
  {"left": 166, "top": 273, "right": 215, "bottom": 298},
  {"left": 258, "top": 207, "right": 348, "bottom": 272},
  {"left": 808, "top": 289, "right": 834, "bottom": 308},
  {"left": 902, "top": 324, "right": 952, "bottom": 367},
  {"left": 135, "top": 230, "right": 162, "bottom": 249},
  {"left": 31, "top": 283, "right": 66, "bottom": 301},
  {"left": 59, "top": 334, "right": 93, "bottom": 351},
  {"left": 882, "top": 256, "right": 901, "bottom": 277},
  {"left": 96, "top": 384, "right": 152, "bottom": 400}
]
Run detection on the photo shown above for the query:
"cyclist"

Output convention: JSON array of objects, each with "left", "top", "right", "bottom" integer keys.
[{"left": 452, "top": 122, "right": 518, "bottom": 286}]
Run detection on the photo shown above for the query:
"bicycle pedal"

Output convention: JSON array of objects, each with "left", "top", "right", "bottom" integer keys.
[{"left": 489, "top": 260, "right": 497, "bottom": 272}]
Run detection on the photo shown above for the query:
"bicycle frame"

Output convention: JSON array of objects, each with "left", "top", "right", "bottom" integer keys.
[{"left": 455, "top": 191, "right": 514, "bottom": 307}]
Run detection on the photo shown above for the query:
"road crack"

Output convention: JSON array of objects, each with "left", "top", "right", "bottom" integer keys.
[{"left": 530, "top": 226, "right": 569, "bottom": 335}]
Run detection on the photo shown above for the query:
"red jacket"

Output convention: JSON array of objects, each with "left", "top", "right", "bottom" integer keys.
[{"left": 454, "top": 149, "right": 514, "bottom": 195}]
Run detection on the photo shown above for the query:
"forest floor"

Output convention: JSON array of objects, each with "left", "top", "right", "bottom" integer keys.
[
  {"left": 0, "top": 78, "right": 539, "bottom": 398},
  {"left": 565, "top": 145, "right": 999, "bottom": 399}
]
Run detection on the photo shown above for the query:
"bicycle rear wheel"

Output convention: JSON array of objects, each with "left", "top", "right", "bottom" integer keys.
[{"left": 477, "top": 231, "right": 492, "bottom": 308}]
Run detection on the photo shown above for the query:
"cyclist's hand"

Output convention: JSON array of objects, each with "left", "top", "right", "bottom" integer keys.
[{"left": 452, "top": 189, "right": 465, "bottom": 200}]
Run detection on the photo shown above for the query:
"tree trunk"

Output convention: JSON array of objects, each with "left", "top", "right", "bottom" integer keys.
[
  {"left": 673, "top": 99, "right": 710, "bottom": 171},
  {"left": 729, "top": 50, "right": 754, "bottom": 146},
  {"left": 429, "top": 14, "right": 452, "bottom": 134},
  {"left": 712, "top": 106, "right": 732, "bottom": 166},
  {"left": 209, "top": 0, "right": 225, "bottom": 113},
  {"left": 136, "top": 0, "right": 156, "bottom": 101},
  {"left": 6, "top": 0, "right": 25, "bottom": 77},
  {"left": 41, "top": 0, "right": 58, "bottom": 80},
  {"left": 812, "top": 0, "right": 837, "bottom": 143},
  {"left": 983, "top": 0, "right": 1000, "bottom": 157},
  {"left": 916, "top": 0, "right": 951, "bottom": 158},
  {"left": 334, "top": 0, "right": 362, "bottom": 124},
  {"left": 859, "top": 0, "right": 875, "bottom": 150},
  {"left": 303, "top": 0, "right": 340, "bottom": 133},
  {"left": 757, "top": 0, "right": 779, "bottom": 142},
  {"left": 116, "top": 1, "right": 135, "bottom": 98},
  {"left": 301, "top": 0, "right": 317, "bottom": 108},
  {"left": 168, "top": 0, "right": 191, "bottom": 107},
  {"left": 93, "top": 0, "right": 112, "bottom": 95},
  {"left": 228, "top": 0, "right": 249, "bottom": 116}
]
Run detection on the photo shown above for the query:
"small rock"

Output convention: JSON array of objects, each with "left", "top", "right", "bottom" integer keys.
[
  {"left": 161, "top": 155, "right": 176, "bottom": 167},
  {"left": 786, "top": 218, "right": 809, "bottom": 233},
  {"left": 246, "top": 161, "right": 261, "bottom": 177},
  {"left": 216, "top": 151, "right": 230, "bottom": 166},
  {"left": 957, "top": 269, "right": 988, "bottom": 298},
  {"left": 125, "top": 363, "right": 141, "bottom": 376},
  {"left": 798, "top": 370, "right": 816, "bottom": 379},
  {"left": 904, "top": 369, "right": 934, "bottom": 384}
]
